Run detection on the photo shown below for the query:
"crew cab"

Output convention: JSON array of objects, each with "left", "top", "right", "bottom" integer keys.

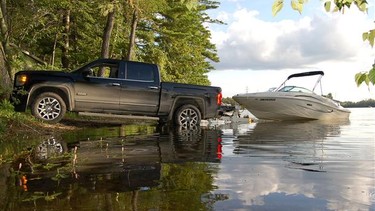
[{"left": 11, "top": 59, "right": 222, "bottom": 128}]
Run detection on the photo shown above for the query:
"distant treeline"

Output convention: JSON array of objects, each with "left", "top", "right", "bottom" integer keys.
[{"left": 341, "top": 99, "right": 375, "bottom": 108}]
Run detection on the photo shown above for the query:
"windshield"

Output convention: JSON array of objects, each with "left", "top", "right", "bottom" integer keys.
[{"left": 278, "top": 86, "right": 314, "bottom": 94}]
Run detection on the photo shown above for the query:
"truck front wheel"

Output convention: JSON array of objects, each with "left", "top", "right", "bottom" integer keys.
[
  {"left": 174, "top": 104, "right": 201, "bottom": 129},
  {"left": 31, "top": 92, "right": 66, "bottom": 123}
]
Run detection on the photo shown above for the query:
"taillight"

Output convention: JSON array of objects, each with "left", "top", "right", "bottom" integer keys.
[
  {"left": 15, "top": 74, "right": 28, "bottom": 86},
  {"left": 217, "top": 92, "right": 222, "bottom": 105}
]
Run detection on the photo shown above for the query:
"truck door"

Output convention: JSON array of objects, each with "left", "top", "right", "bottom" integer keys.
[
  {"left": 119, "top": 62, "right": 160, "bottom": 115},
  {"left": 74, "top": 61, "right": 122, "bottom": 112}
]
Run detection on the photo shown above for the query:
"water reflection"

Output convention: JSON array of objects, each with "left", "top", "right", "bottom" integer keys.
[
  {"left": 0, "top": 126, "right": 222, "bottom": 210},
  {"left": 231, "top": 120, "right": 350, "bottom": 172},
  {"left": 215, "top": 114, "right": 374, "bottom": 211},
  {"left": 0, "top": 109, "right": 374, "bottom": 210},
  {"left": 34, "top": 137, "right": 66, "bottom": 161}
]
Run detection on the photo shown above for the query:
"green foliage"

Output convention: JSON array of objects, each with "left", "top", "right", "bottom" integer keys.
[
  {"left": 0, "top": 100, "right": 36, "bottom": 136},
  {"left": 0, "top": 87, "right": 10, "bottom": 100},
  {"left": 136, "top": 0, "right": 220, "bottom": 85},
  {"left": 272, "top": 0, "right": 308, "bottom": 16},
  {"left": 272, "top": 0, "right": 284, "bottom": 16},
  {"left": 369, "top": 66, "right": 375, "bottom": 84},
  {"left": 324, "top": 1, "right": 332, "bottom": 12},
  {"left": 323, "top": 0, "right": 368, "bottom": 12},
  {"left": 160, "top": 162, "right": 215, "bottom": 192},
  {"left": 2, "top": 0, "right": 221, "bottom": 87},
  {"left": 291, "top": 0, "right": 307, "bottom": 14},
  {"left": 5, "top": 0, "right": 104, "bottom": 69},
  {"left": 355, "top": 65, "right": 375, "bottom": 87},
  {"left": 0, "top": 116, "right": 6, "bottom": 135},
  {"left": 0, "top": 100, "right": 17, "bottom": 132},
  {"left": 273, "top": 0, "right": 368, "bottom": 16},
  {"left": 0, "top": 99, "right": 14, "bottom": 111},
  {"left": 362, "top": 29, "right": 375, "bottom": 47},
  {"left": 355, "top": 72, "right": 369, "bottom": 86},
  {"left": 0, "top": 105, "right": 41, "bottom": 165}
]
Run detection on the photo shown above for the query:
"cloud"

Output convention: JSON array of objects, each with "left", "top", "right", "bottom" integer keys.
[{"left": 211, "top": 8, "right": 371, "bottom": 71}]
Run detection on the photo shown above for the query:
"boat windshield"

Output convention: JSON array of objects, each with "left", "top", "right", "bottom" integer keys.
[{"left": 278, "top": 86, "right": 314, "bottom": 94}]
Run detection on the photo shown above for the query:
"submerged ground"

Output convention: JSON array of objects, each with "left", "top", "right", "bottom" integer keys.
[{"left": 0, "top": 108, "right": 374, "bottom": 210}]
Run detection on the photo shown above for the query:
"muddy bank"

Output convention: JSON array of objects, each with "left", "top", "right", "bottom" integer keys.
[{"left": 5, "top": 115, "right": 157, "bottom": 139}]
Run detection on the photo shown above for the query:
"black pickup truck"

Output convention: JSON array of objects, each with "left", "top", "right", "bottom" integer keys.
[{"left": 11, "top": 59, "right": 222, "bottom": 128}]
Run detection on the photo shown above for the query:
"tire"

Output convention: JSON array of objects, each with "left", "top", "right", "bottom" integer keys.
[
  {"left": 31, "top": 92, "right": 66, "bottom": 123},
  {"left": 174, "top": 104, "right": 201, "bottom": 129}
]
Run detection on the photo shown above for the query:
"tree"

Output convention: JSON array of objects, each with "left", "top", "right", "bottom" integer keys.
[
  {"left": 10, "top": 0, "right": 105, "bottom": 69},
  {"left": 341, "top": 98, "right": 375, "bottom": 107},
  {"left": 101, "top": 3, "right": 116, "bottom": 60},
  {"left": 272, "top": 0, "right": 375, "bottom": 88},
  {"left": 0, "top": 0, "right": 13, "bottom": 95},
  {"left": 139, "top": 0, "right": 220, "bottom": 85},
  {"left": 98, "top": 0, "right": 117, "bottom": 77},
  {"left": 0, "top": 0, "right": 221, "bottom": 100}
]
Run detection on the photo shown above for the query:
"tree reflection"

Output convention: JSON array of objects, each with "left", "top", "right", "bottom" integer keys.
[{"left": 0, "top": 125, "right": 224, "bottom": 210}]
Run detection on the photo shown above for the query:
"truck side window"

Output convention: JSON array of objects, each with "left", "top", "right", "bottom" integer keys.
[
  {"left": 89, "top": 64, "right": 118, "bottom": 79},
  {"left": 126, "top": 62, "right": 154, "bottom": 82}
]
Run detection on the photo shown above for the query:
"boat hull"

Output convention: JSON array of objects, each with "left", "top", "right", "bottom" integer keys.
[{"left": 233, "top": 93, "right": 350, "bottom": 121}]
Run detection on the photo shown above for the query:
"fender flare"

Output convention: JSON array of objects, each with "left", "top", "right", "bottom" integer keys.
[
  {"left": 27, "top": 82, "right": 74, "bottom": 110},
  {"left": 167, "top": 96, "right": 206, "bottom": 121}
]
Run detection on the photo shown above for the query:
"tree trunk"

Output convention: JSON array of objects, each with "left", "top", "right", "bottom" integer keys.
[
  {"left": 99, "top": 8, "right": 116, "bottom": 77},
  {"left": 0, "top": 44, "right": 11, "bottom": 99},
  {"left": 126, "top": 9, "right": 138, "bottom": 61},
  {"left": 0, "top": 0, "right": 12, "bottom": 98},
  {"left": 51, "top": 34, "right": 58, "bottom": 67},
  {"left": 0, "top": 0, "right": 8, "bottom": 43},
  {"left": 61, "top": 9, "right": 70, "bottom": 69},
  {"left": 101, "top": 10, "right": 115, "bottom": 59}
]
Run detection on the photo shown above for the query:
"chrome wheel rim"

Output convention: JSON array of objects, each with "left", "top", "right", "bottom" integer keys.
[
  {"left": 37, "top": 97, "right": 61, "bottom": 121},
  {"left": 178, "top": 108, "right": 199, "bottom": 129}
]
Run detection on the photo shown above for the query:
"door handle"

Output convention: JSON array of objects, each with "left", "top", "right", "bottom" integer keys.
[
  {"left": 148, "top": 86, "right": 159, "bottom": 90},
  {"left": 111, "top": 83, "right": 120, "bottom": 86}
]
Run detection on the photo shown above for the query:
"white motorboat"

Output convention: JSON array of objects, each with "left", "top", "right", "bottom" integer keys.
[{"left": 233, "top": 71, "right": 351, "bottom": 121}]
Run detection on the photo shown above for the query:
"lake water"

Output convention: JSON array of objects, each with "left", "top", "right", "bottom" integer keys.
[{"left": 0, "top": 108, "right": 374, "bottom": 210}]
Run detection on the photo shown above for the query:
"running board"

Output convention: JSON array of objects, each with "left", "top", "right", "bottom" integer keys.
[{"left": 78, "top": 112, "right": 159, "bottom": 121}]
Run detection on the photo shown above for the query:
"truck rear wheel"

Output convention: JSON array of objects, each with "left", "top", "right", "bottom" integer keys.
[
  {"left": 31, "top": 92, "right": 66, "bottom": 123},
  {"left": 174, "top": 104, "right": 201, "bottom": 129}
]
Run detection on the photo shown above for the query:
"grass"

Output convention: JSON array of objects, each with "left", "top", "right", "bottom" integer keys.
[
  {"left": 0, "top": 100, "right": 78, "bottom": 165},
  {"left": 0, "top": 100, "right": 36, "bottom": 134}
]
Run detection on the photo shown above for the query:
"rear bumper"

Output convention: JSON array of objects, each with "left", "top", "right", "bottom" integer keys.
[
  {"left": 203, "top": 106, "right": 222, "bottom": 119},
  {"left": 217, "top": 105, "right": 235, "bottom": 116}
]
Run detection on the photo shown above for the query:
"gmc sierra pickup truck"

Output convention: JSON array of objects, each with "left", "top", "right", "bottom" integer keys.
[{"left": 11, "top": 59, "right": 222, "bottom": 128}]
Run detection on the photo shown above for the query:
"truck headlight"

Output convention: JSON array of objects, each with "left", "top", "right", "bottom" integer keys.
[{"left": 16, "top": 74, "right": 28, "bottom": 86}]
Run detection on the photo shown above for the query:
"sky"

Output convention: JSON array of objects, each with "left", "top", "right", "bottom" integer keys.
[{"left": 206, "top": 0, "right": 375, "bottom": 102}]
